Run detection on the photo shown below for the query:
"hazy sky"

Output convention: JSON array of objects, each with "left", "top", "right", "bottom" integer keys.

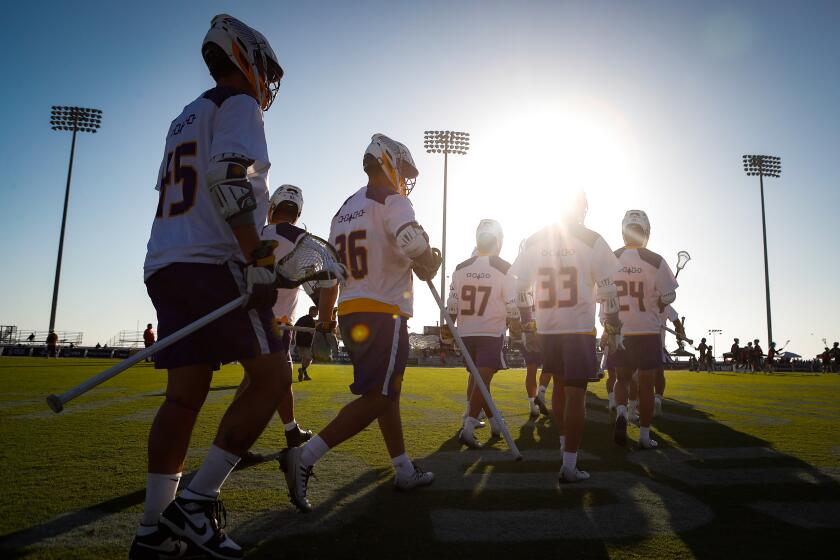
[{"left": 1, "top": 1, "right": 838, "bottom": 357}]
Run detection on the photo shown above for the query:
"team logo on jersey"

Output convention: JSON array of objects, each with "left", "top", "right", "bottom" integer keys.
[
  {"left": 466, "top": 272, "right": 491, "bottom": 279},
  {"left": 620, "top": 266, "right": 643, "bottom": 274},
  {"left": 337, "top": 209, "right": 367, "bottom": 223},
  {"left": 541, "top": 248, "right": 576, "bottom": 257}
]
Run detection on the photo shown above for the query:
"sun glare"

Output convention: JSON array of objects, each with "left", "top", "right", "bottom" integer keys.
[{"left": 469, "top": 102, "right": 640, "bottom": 248}]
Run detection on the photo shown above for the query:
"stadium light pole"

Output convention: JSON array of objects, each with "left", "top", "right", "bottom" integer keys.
[
  {"left": 742, "top": 154, "right": 781, "bottom": 348},
  {"left": 424, "top": 130, "right": 470, "bottom": 327},
  {"left": 709, "top": 329, "right": 722, "bottom": 359},
  {"left": 48, "top": 106, "right": 102, "bottom": 333}
]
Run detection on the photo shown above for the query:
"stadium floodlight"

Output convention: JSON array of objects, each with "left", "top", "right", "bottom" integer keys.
[
  {"left": 48, "top": 106, "right": 103, "bottom": 333},
  {"left": 742, "top": 154, "right": 782, "bottom": 347},
  {"left": 708, "top": 329, "right": 723, "bottom": 359},
  {"left": 424, "top": 130, "right": 470, "bottom": 328}
]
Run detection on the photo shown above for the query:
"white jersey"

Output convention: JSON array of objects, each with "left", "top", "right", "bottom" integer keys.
[
  {"left": 613, "top": 247, "right": 679, "bottom": 335},
  {"left": 511, "top": 223, "right": 619, "bottom": 335},
  {"left": 448, "top": 255, "right": 516, "bottom": 337},
  {"left": 262, "top": 222, "right": 307, "bottom": 323},
  {"left": 144, "top": 87, "right": 270, "bottom": 280},
  {"left": 329, "top": 185, "right": 421, "bottom": 317}
]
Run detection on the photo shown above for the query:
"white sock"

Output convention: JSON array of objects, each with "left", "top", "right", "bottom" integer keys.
[
  {"left": 616, "top": 404, "right": 627, "bottom": 418},
  {"left": 140, "top": 472, "right": 181, "bottom": 529},
  {"left": 655, "top": 394, "right": 662, "bottom": 404},
  {"left": 284, "top": 419, "right": 298, "bottom": 431},
  {"left": 640, "top": 427, "right": 650, "bottom": 441},
  {"left": 562, "top": 451, "right": 577, "bottom": 471},
  {"left": 538, "top": 385, "right": 547, "bottom": 396},
  {"left": 391, "top": 452, "right": 414, "bottom": 478},
  {"left": 629, "top": 400, "right": 638, "bottom": 414},
  {"left": 463, "top": 415, "right": 480, "bottom": 434},
  {"left": 559, "top": 435, "right": 566, "bottom": 452},
  {"left": 608, "top": 393, "right": 616, "bottom": 408},
  {"left": 528, "top": 397, "right": 535, "bottom": 407},
  {"left": 183, "top": 445, "right": 239, "bottom": 500},
  {"left": 300, "top": 434, "right": 330, "bottom": 468}
]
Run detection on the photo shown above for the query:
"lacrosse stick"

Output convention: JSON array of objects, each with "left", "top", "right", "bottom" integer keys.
[
  {"left": 674, "top": 250, "right": 691, "bottom": 278},
  {"left": 427, "top": 280, "right": 522, "bottom": 461},
  {"left": 276, "top": 325, "right": 316, "bottom": 333},
  {"left": 46, "top": 234, "right": 343, "bottom": 413},
  {"left": 662, "top": 324, "right": 695, "bottom": 348}
]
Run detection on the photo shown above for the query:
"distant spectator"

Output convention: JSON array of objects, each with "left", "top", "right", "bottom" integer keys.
[
  {"left": 752, "top": 339, "right": 764, "bottom": 372},
  {"left": 706, "top": 346, "right": 714, "bottom": 371},
  {"left": 27, "top": 332, "right": 35, "bottom": 343},
  {"left": 143, "top": 323, "right": 155, "bottom": 362},
  {"left": 293, "top": 306, "right": 317, "bottom": 381},
  {"left": 744, "top": 342, "right": 754, "bottom": 372},
  {"left": 766, "top": 342, "right": 777, "bottom": 372},
  {"left": 830, "top": 342, "right": 840, "bottom": 373},
  {"left": 697, "top": 338, "right": 708, "bottom": 369},
  {"left": 46, "top": 331, "right": 58, "bottom": 358},
  {"left": 821, "top": 347, "right": 832, "bottom": 373},
  {"left": 95, "top": 342, "right": 102, "bottom": 349},
  {"left": 727, "top": 338, "right": 740, "bottom": 370}
]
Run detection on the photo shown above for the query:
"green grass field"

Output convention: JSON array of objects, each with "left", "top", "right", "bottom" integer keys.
[{"left": 1, "top": 357, "right": 839, "bottom": 559}]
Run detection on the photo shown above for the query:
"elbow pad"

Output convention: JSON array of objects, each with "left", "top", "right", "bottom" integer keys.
[
  {"left": 207, "top": 155, "right": 257, "bottom": 225},
  {"left": 446, "top": 294, "right": 459, "bottom": 316},
  {"left": 395, "top": 222, "right": 430, "bottom": 259},
  {"left": 659, "top": 290, "right": 676, "bottom": 306},
  {"left": 506, "top": 300, "right": 520, "bottom": 321},
  {"left": 596, "top": 279, "right": 620, "bottom": 315}
]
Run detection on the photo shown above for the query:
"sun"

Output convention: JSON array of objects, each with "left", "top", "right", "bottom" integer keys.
[{"left": 468, "top": 101, "right": 641, "bottom": 248}]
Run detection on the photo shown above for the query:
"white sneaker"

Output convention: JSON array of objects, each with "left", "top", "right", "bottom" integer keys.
[
  {"left": 529, "top": 403, "right": 540, "bottom": 417},
  {"left": 639, "top": 438, "right": 659, "bottom": 450},
  {"left": 459, "top": 429, "right": 482, "bottom": 449},
  {"left": 489, "top": 417, "right": 502, "bottom": 439},
  {"left": 559, "top": 465, "right": 591, "bottom": 483},
  {"left": 395, "top": 463, "right": 434, "bottom": 492}
]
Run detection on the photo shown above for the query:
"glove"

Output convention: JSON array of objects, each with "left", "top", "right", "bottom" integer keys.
[
  {"left": 523, "top": 330, "right": 541, "bottom": 354},
  {"left": 603, "top": 313, "right": 624, "bottom": 354},
  {"left": 244, "top": 240, "right": 279, "bottom": 309},
  {"left": 413, "top": 247, "right": 442, "bottom": 281},
  {"left": 508, "top": 318, "right": 523, "bottom": 339}
]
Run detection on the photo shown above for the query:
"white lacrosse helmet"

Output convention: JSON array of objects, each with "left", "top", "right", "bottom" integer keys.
[
  {"left": 202, "top": 14, "right": 284, "bottom": 111},
  {"left": 475, "top": 219, "right": 503, "bottom": 255},
  {"left": 268, "top": 184, "right": 303, "bottom": 223},
  {"left": 622, "top": 209, "right": 650, "bottom": 247},
  {"left": 363, "top": 133, "right": 419, "bottom": 195},
  {"left": 561, "top": 190, "right": 588, "bottom": 225}
]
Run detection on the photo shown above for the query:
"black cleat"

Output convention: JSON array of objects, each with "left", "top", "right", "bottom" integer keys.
[
  {"left": 129, "top": 523, "right": 186, "bottom": 559},
  {"left": 159, "top": 496, "right": 242, "bottom": 559},
  {"left": 232, "top": 451, "right": 266, "bottom": 471},
  {"left": 297, "top": 368, "right": 304, "bottom": 382},
  {"left": 614, "top": 414, "right": 628, "bottom": 447},
  {"left": 303, "top": 372, "right": 312, "bottom": 381},
  {"left": 285, "top": 425, "right": 313, "bottom": 448},
  {"left": 280, "top": 447, "right": 314, "bottom": 513}
]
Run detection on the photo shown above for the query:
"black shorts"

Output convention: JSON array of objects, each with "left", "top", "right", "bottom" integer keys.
[
  {"left": 614, "top": 334, "right": 662, "bottom": 371},
  {"left": 539, "top": 333, "right": 597, "bottom": 386},
  {"left": 339, "top": 312, "right": 409, "bottom": 399},
  {"left": 146, "top": 262, "right": 283, "bottom": 370},
  {"left": 462, "top": 336, "right": 506, "bottom": 371}
]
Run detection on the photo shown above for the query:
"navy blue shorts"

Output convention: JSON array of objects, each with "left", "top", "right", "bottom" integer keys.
[
  {"left": 146, "top": 262, "right": 284, "bottom": 370},
  {"left": 338, "top": 312, "right": 409, "bottom": 399},
  {"left": 614, "top": 334, "right": 662, "bottom": 371},
  {"left": 462, "top": 335, "right": 506, "bottom": 371},
  {"left": 519, "top": 344, "right": 543, "bottom": 366},
  {"left": 539, "top": 333, "right": 597, "bottom": 386}
]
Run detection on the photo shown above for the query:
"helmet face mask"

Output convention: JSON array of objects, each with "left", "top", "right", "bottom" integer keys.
[
  {"left": 622, "top": 209, "right": 650, "bottom": 248},
  {"left": 363, "top": 133, "right": 418, "bottom": 195},
  {"left": 203, "top": 14, "right": 284, "bottom": 111}
]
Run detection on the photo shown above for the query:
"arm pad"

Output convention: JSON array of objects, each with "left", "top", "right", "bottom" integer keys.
[
  {"left": 596, "top": 278, "right": 620, "bottom": 315},
  {"left": 395, "top": 222, "right": 430, "bottom": 259},
  {"left": 506, "top": 300, "right": 520, "bottom": 321},
  {"left": 446, "top": 288, "right": 459, "bottom": 316},
  {"left": 207, "top": 155, "right": 257, "bottom": 225},
  {"left": 659, "top": 290, "right": 676, "bottom": 306}
]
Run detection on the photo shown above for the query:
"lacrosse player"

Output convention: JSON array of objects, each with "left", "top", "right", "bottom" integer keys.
[
  {"left": 234, "top": 184, "right": 313, "bottom": 471},
  {"left": 610, "top": 210, "right": 678, "bottom": 450},
  {"left": 133, "top": 15, "right": 285, "bottom": 559},
  {"left": 281, "top": 134, "right": 441, "bottom": 512},
  {"left": 447, "top": 219, "right": 517, "bottom": 448},
  {"left": 511, "top": 191, "right": 622, "bottom": 483}
]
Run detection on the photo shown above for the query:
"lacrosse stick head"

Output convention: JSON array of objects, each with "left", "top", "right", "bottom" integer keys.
[
  {"left": 275, "top": 234, "right": 345, "bottom": 288},
  {"left": 676, "top": 250, "right": 691, "bottom": 273}
]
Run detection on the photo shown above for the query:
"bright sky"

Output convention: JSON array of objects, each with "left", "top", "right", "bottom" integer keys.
[{"left": 2, "top": 0, "right": 838, "bottom": 357}]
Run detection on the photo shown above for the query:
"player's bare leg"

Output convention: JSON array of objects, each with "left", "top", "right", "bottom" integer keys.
[
  {"left": 536, "top": 370, "right": 552, "bottom": 415},
  {"left": 558, "top": 380, "right": 589, "bottom": 483},
  {"left": 525, "top": 363, "right": 539, "bottom": 416},
  {"left": 460, "top": 366, "right": 497, "bottom": 448},
  {"left": 628, "top": 371, "right": 640, "bottom": 424},
  {"left": 637, "top": 370, "right": 658, "bottom": 448},
  {"left": 606, "top": 367, "right": 617, "bottom": 411},
  {"left": 551, "top": 378, "right": 566, "bottom": 451},
  {"left": 654, "top": 367, "right": 666, "bottom": 416},
  {"left": 613, "top": 367, "right": 633, "bottom": 446}
]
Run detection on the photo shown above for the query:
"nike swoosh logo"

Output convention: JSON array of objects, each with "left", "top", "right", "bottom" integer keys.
[{"left": 180, "top": 506, "right": 211, "bottom": 539}]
